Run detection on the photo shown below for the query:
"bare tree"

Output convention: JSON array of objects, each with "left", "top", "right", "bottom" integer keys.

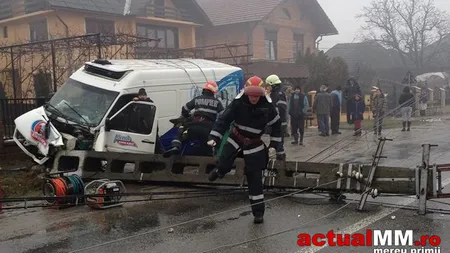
[{"left": 357, "top": 0, "right": 450, "bottom": 69}]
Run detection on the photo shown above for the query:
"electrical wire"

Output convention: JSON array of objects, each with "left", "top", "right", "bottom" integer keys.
[
  {"left": 67, "top": 179, "right": 341, "bottom": 253},
  {"left": 198, "top": 199, "right": 357, "bottom": 253}
]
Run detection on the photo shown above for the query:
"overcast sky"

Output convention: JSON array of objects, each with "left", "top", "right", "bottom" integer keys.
[{"left": 317, "top": 0, "right": 450, "bottom": 51}]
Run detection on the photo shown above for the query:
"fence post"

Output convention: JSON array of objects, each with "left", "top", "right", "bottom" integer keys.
[
  {"left": 0, "top": 100, "right": 3, "bottom": 149},
  {"left": 51, "top": 41, "right": 57, "bottom": 92},
  {"left": 97, "top": 34, "right": 102, "bottom": 59},
  {"left": 10, "top": 48, "right": 17, "bottom": 99}
]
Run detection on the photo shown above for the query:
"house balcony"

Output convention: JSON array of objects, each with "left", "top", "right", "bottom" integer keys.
[{"left": 139, "top": 4, "right": 193, "bottom": 23}]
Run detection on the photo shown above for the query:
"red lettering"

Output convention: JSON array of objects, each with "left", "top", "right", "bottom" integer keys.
[
  {"left": 429, "top": 235, "right": 441, "bottom": 246},
  {"left": 326, "top": 230, "right": 336, "bottom": 246},
  {"left": 351, "top": 233, "right": 365, "bottom": 246},
  {"left": 366, "top": 230, "right": 372, "bottom": 246},
  {"left": 336, "top": 234, "right": 350, "bottom": 246},
  {"left": 421, "top": 235, "right": 429, "bottom": 246},
  {"left": 312, "top": 234, "right": 326, "bottom": 246},
  {"left": 297, "top": 234, "right": 311, "bottom": 246}
]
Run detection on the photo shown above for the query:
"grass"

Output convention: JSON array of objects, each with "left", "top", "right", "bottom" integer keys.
[{"left": 0, "top": 170, "right": 43, "bottom": 199}]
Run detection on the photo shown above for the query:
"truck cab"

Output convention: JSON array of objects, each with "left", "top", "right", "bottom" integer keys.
[{"left": 13, "top": 58, "right": 244, "bottom": 166}]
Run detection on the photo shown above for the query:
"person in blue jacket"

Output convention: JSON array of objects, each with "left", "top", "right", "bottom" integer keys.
[{"left": 288, "top": 85, "right": 309, "bottom": 145}]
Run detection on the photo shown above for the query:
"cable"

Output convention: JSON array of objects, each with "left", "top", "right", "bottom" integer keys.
[
  {"left": 67, "top": 179, "right": 340, "bottom": 253},
  {"left": 198, "top": 199, "right": 357, "bottom": 253}
]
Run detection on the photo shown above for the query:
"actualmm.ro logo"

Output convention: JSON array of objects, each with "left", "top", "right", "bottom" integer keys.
[{"left": 297, "top": 230, "right": 442, "bottom": 253}]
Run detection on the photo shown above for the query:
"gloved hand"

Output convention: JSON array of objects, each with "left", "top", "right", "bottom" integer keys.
[
  {"left": 268, "top": 147, "right": 276, "bottom": 158},
  {"left": 207, "top": 140, "right": 216, "bottom": 147},
  {"left": 268, "top": 141, "right": 278, "bottom": 150}
]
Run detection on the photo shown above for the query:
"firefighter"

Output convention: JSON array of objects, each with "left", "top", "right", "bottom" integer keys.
[
  {"left": 265, "top": 74, "right": 287, "bottom": 160},
  {"left": 207, "top": 77, "right": 282, "bottom": 224},
  {"left": 163, "top": 81, "right": 224, "bottom": 157}
]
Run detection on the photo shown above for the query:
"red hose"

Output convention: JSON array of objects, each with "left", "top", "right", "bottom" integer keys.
[{"left": 50, "top": 178, "right": 67, "bottom": 204}]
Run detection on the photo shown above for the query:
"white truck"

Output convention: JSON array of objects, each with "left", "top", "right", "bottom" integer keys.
[{"left": 13, "top": 58, "right": 244, "bottom": 167}]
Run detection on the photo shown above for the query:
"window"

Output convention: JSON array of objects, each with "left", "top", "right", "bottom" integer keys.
[
  {"left": 47, "top": 78, "right": 119, "bottom": 127},
  {"left": 109, "top": 102, "right": 156, "bottom": 135},
  {"left": 85, "top": 18, "right": 115, "bottom": 42},
  {"left": 264, "top": 31, "right": 277, "bottom": 60},
  {"left": 29, "top": 19, "right": 48, "bottom": 42},
  {"left": 3, "top": 27, "right": 7, "bottom": 38},
  {"left": 136, "top": 24, "right": 178, "bottom": 49},
  {"left": 293, "top": 34, "right": 304, "bottom": 59},
  {"left": 281, "top": 8, "right": 291, "bottom": 19}
]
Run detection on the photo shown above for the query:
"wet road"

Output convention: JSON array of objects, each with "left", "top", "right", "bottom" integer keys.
[{"left": 2, "top": 116, "right": 450, "bottom": 253}]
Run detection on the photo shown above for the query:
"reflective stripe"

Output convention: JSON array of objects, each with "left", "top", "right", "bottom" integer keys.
[
  {"left": 249, "top": 194, "right": 264, "bottom": 200},
  {"left": 234, "top": 123, "right": 262, "bottom": 134},
  {"left": 270, "top": 137, "right": 282, "bottom": 142},
  {"left": 281, "top": 122, "right": 288, "bottom": 126},
  {"left": 171, "top": 139, "right": 181, "bottom": 144},
  {"left": 267, "top": 115, "right": 280, "bottom": 125},
  {"left": 183, "top": 105, "right": 189, "bottom": 111},
  {"left": 227, "top": 137, "right": 239, "bottom": 149},
  {"left": 197, "top": 108, "right": 218, "bottom": 114},
  {"left": 277, "top": 151, "right": 285, "bottom": 155},
  {"left": 277, "top": 100, "right": 287, "bottom": 106},
  {"left": 210, "top": 130, "right": 223, "bottom": 139},
  {"left": 243, "top": 144, "right": 265, "bottom": 155}
]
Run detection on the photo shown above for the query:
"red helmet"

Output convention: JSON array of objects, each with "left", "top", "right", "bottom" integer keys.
[
  {"left": 244, "top": 85, "right": 265, "bottom": 97},
  {"left": 246, "top": 76, "right": 264, "bottom": 87},
  {"left": 203, "top": 81, "right": 219, "bottom": 94}
]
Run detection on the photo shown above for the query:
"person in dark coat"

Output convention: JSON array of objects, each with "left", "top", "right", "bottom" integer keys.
[
  {"left": 312, "top": 85, "right": 331, "bottom": 136},
  {"left": 350, "top": 93, "right": 365, "bottom": 136},
  {"left": 398, "top": 86, "right": 415, "bottom": 131},
  {"left": 288, "top": 85, "right": 309, "bottom": 145},
  {"left": 343, "top": 78, "right": 361, "bottom": 124},
  {"left": 207, "top": 81, "right": 282, "bottom": 224},
  {"left": 330, "top": 86, "right": 342, "bottom": 134},
  {"left": 163, "top": 81, "right": 224, "bottom": 157}
]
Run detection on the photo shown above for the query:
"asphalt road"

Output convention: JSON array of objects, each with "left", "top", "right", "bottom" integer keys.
[{"left": 1, "top": 116, "right": 450, "bottom": 253}]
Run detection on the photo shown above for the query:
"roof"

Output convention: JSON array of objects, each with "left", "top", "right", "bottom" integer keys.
[
  {"left": 46, "top": 0, "right": 209, "bottom": 24},
  {"left": 90, "top": 58, "right": 242, "bottom": 71},
  {"left": 46, "top": 0, "right": 149, "bottom": 16},
  {"left": 195, "top": 0, "right": 284, "bottom": 26},
  {"left": 194, "top": 0, "right": 337, "bottom": 35},
  {"left": 242, "top": 60, "right": 309, "bottom": 79},
  {"left": 325, "top": 42, "right": 407, "bottom": 72}
]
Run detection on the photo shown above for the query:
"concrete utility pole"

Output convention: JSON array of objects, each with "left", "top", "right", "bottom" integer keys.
[{"left": 123, "top": 0, "right": 132, "bottom": 15}]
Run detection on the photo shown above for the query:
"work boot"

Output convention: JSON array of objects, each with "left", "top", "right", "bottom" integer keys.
[
  {"left": 291, "top": 140, "right": 298, "bottom": 145},
  {"left": 407, "top": 121, "right": 411, "bottom": 131},
  {"left": 208, "top": 168, "right": 224, "bottom": 182},
  {"left": 401, "top": 122, "right": 406, "bottom": 131},
  {"left": 299, "top": 136, "right": 304, "bottom": 146},
  {"left": 253, "top": 216, "right": 264, "bottom": 224},
  {"left": 162, "top": 146, "right": 180, "bottom": 158}
]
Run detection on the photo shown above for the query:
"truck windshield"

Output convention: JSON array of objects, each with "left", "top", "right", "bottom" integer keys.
[{"left": 47, "top": 78, "right": 119, "bottom": 126}]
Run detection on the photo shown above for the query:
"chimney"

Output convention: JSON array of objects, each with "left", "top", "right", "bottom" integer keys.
[{"left": 123, "top": 0, "right": 132, "bottom": 15}]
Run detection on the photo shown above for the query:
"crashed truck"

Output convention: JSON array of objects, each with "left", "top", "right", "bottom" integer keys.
[{"left": 12, "top": 58, "right": 244, "bottom": 174}]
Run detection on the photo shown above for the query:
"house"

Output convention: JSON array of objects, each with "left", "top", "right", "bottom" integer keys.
[
  {"left": 194, "top": 0, "right": 338, "bottom": 81},
  {"left": 0, "top": 0, "right": 208, "bottom": 98}
]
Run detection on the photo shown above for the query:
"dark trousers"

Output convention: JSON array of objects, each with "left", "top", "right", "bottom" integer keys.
[
  {"left": 290, "top": 116, "right": 305, "bottom": 142},
  {"left": 317, "top": 115, "right": 329, "bottom": 134},
  {"left": 217, "top": 136, "right": 267, "bottom": 217},
  {"left": 330, "top": 109, "right": 340, "bottom": 133},
  {"left": 172, "top": 121, "right": 213, "bottom": 156},
  {"left": 346, "top": 100, "right": 353, "bottom": 123}
]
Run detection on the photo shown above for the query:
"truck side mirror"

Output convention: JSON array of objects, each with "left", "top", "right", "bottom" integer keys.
[{"left": 105, "top": 118, "right": 111, "bottom": 132}]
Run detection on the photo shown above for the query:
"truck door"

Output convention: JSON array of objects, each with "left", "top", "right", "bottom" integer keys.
[{"left": 104, "top": 101, "right": 158, "bottom": 154}]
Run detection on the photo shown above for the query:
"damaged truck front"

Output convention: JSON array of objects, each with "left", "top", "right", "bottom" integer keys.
[{"left": 13, "top": 62, "right": 120, "bottom": 166}]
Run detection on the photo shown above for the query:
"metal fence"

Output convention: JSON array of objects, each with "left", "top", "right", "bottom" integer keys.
[
  {"left": 0, "top": 32, "right": 253, "bottom": 140},
  {"left": 0, "top": 97, "right": 47, "bottom": 139}
]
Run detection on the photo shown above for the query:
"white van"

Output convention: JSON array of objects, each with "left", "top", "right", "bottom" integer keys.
[{"left": 13, "top": 58, "right": 245, "bottom": 165}]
